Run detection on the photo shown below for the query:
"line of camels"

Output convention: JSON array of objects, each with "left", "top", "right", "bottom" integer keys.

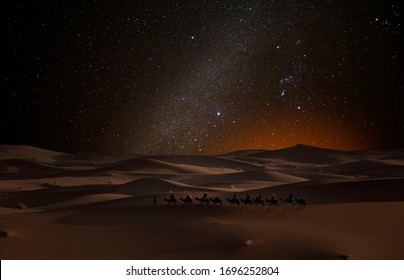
[{"left": 162, "top": 194, "right": 307, "bottom": 206}]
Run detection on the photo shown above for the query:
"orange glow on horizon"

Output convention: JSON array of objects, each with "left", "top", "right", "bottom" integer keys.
[{"left": 207, "top": 116, "right": 375, "bottom": 155}]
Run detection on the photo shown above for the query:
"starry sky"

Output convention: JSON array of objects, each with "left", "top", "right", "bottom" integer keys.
[{"left": 2, "top": 0, "right": 403, "bottom": 155}]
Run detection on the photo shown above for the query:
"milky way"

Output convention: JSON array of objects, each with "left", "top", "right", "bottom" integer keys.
[{"left": 2, "top": 1, "right": 403, "bottom": 154}]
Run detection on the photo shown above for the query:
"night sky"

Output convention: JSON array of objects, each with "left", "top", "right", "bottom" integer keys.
[{"left": 2, "top": 0, "right": 403, "bottom": 155}]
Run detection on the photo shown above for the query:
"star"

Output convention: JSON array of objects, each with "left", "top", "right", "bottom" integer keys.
[{"left": 2, "top": 1, "right": 402, "bottom": 154}]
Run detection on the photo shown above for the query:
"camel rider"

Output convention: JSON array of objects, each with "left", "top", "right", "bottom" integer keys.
[
  {"left": 246, "top": 194, "right": 250, "bottom": 200},
  {"left": 170, "top": 192, "right": 175, "bottom": 200},
  {"left": 187, "top": 193, "right": 192, "bottom": 199},
  {"left": 202, "top": 192, "right": 208, "bottom": 199},
  {"left": 287, "top": 193, "right": 294, "bottom": 202},
  {"left": 271, "top": 193, "right": 276, "bottom": 201},
  {"left": 232, "top": 193, "right": 238, "bottom": 200}
]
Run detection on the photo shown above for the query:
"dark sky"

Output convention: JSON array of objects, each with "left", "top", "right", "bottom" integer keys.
[{"left": 1, "top": 0, "right": 403, "bottom": 154}]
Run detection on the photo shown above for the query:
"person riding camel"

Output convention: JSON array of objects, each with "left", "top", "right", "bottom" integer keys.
[
  {"left": 169, "top": 191, "right": 175, "bottom": 200},
  {"left": 271, "top": 193, "right": 276, "bottom": 201},
  {"left": 246, "top": 193, "right": 250, "bottom": 200},
  {"left": 287, "top": 193, "right": 294, "bottom": 203},
  {"left": 232, "top": 193, "right": 238, "bottom": 200},
  {"left": 202, "top": 192, "right": 208, "bottom": 199}
]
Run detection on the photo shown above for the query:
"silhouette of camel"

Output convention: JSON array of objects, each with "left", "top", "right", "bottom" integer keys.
[
  {"left": 209, "top": 197, "right": 222, "bottom": 205},
  {"left": 195, "top": 197, "right": 210, "bottom": 205},
  {"left": 240, "top": 198, "right": 253, "bottom": 206},
  {"left": 253, "top": 197, "right": 264, "bottom": 206},
  {"left": 164, "top": 197, "right": 177, "bottom": 205},
  {"left": 294, "top": 197, "right": 307, "bottom": 206},
  {"left": 180, "top": 196, "right": 193, "bottom": 204},
  {"left": 265, "top": 198, "right": 279, "bottom": 206},
  {"left": 226, "top": 197, "right": 240, "bottom": 206}
]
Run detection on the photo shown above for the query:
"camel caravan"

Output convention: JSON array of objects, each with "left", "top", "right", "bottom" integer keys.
[{"left": 161, "top": 192, "right": 306, "bottom": 206}]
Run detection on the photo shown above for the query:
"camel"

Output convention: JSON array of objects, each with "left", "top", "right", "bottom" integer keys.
[
  {"left": 265, "top": 198, "right": 279, "bottom": 206},
  {"left": 163, "top": 197, "right": 177, "bottom": 205},
  {"left": 209, "top": 197, "right": 222, "bottom": 205},
  {"left": 195, "top": 197, "right": 210, "bottom": 205},
  {"left": 180, "top": 196, "right": 193, "bottom": 205},
  {"left": 253, "top": 196, "right": 264, "bottom": 206},
  {"left": 226, "top": 197, "right": 240, "bottom": 206},
  {"left": 240, "top": 198, "right": 253, "bottom": 206},
  {"left": 294, "top": 197, "right": 307, "bottom": 206}
]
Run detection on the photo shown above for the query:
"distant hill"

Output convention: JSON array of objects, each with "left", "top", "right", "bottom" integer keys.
[{"left": 227, "top": 144, "right": 361, "bottom": 164}]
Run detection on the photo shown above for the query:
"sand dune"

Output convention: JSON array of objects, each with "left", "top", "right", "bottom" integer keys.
[
  {"left": 246, "top": 177, "right": 404, "bottom": 204},
  {"left": 0, "top": 145, "right": 63, "bottom": 163},
  {"left": 241, "top": 144, "right": 360, "bottom": 164},
  {"left": 277, "top": 171, "right": 355, "bottom": 180},
  {"left": 326, "top": 159, "right": 391, "bottom": 171},
  {"left": 97, "top": 157, "right": 235, "bottom": 175},
  {"left": 200, "top": 180, "right": 284, "bottom": 192},
  {"left": 222, "top": 149, "right": 267, "bottom": 157},
  {"left": 0, "top": 202, "right": 403, "bottom": 259},
  {"left": 116, "top": 178, "right": 212, "bottom": 196},
  {"left": 171, "top": 171, "right": 306, "bottom": 187},
  {"left": 0, "top": 159, "right": 73, "bottom": 180},
  {"left": 0, "top": 183, "right": 118, "bottom": 209},
  {"left": 151, "top": 155, "right": 263, "bottom": 171},
  {"left": 380, "top": 155, "right": 404, "bottom": 161},
  {"left": 323, "top": 159, "right": 404, "bottom": 177},
  {"left": 40, "top": 193, "right": 132, "bottom": 210},
  {"left": 1, "top": 144, "right": 403, "bottom": 259},
  {"left": 52, "top": 152, "right": 132, "bottom": 166}
]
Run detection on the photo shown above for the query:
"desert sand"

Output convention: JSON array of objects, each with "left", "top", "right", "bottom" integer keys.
[{"left": 1, "top": 144, "right": 404, "bottom": 259}]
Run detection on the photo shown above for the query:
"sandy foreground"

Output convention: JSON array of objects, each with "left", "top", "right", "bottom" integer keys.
[{"left": 1, "top": 145, "right": 404, "bottom": 259}]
